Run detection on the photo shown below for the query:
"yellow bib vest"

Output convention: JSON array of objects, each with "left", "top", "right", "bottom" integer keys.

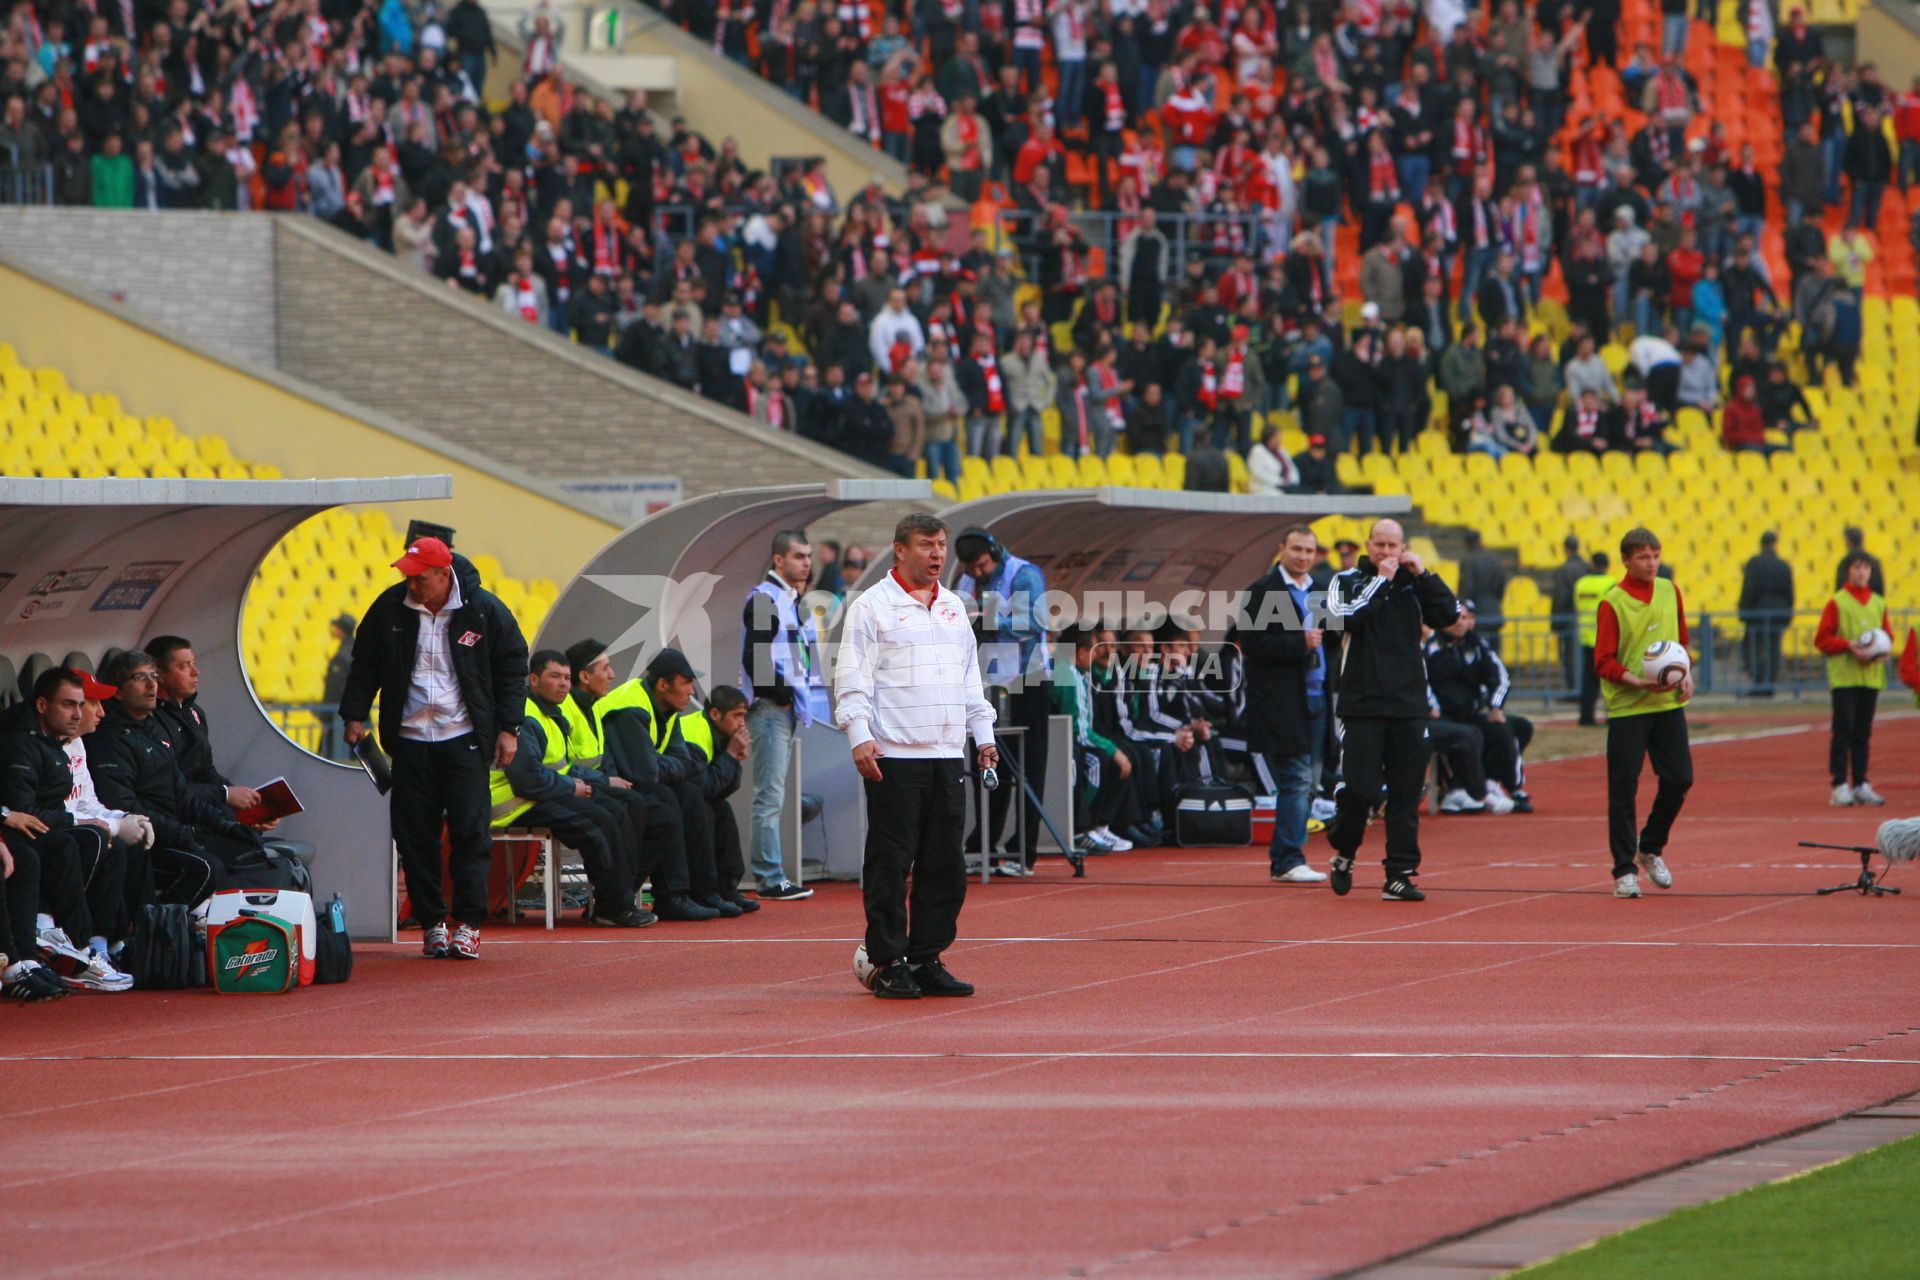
[
  {"left": 1602, "top": 577, "right": 1684, "bottom": 720},
  {"left": 1573, "top": 572, "right": 1613, "bottom": 648},
  {"left": 1827, "top": 591, "right": 1888, "bottom": 690},
  {"left": 566, "top": 692, "right": 605, "bottom": 770},
  {"left": 679, "top": 708, "right": 715, "bottom": 762},
  {"left": 489, "top": 695, "right": 572, "bottom": 827}
]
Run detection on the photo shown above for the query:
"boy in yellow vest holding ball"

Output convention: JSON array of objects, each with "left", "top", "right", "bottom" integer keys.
[
  {"left": 1594, "top": 528, "right": 1694, "bottom": 899},
  {"left": 1814, "top": 552, "right": 1892, "bottom": 807}
]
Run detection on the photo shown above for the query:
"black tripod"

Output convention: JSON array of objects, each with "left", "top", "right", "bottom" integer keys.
[
  {"left": 971, "top": 756, "right": 1086, "bottom": 878},
  {"left": 1799, "top": 841, "right": 1901, "bottom": 897}
]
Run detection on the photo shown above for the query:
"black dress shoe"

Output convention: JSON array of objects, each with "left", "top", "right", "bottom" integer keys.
[
  {"left": 699, "top": 892, "right": 745, "bottom": 918},
  {"left": 912, "top": 960, "right": 974, "bottom": 997},
  {"left": 654, "top": 894, "right": 720, "bottom": 921},
  {"left": 727, "top": 892, "right": 761, "bottom": 913},
  {"left": 872, "top": 960, "right": 922, "bottom": 999},
  {"left": 1121, "top": 825, "right": 1164, "bottom": 848}
]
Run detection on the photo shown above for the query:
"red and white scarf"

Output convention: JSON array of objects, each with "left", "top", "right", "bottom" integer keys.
[
  {"left": 980, "top": 353, "right": 1005, "bottom": 414},
  {"left": 1221, "top": 350, "right": 1245, "bottom": 400}
]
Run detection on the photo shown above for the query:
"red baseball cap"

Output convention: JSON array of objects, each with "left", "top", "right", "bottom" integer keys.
[
  {"left": 393, "top": 537, "right": 454, "bottom": 575},
  {"left": 76, "top": 671, "right": 118, "bottom": 700}
]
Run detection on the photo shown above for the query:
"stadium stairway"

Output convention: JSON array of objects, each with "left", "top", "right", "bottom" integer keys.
[{"left": 0, "top": 208, "right": 884, "bottom": 505}]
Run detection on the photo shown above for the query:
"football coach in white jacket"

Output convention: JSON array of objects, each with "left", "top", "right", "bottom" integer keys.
[{"left": 834, "top": 513, "right": 1000, "bottom": 1000}]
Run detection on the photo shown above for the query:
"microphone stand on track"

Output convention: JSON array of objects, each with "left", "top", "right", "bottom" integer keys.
[{"left": 1798, "top": 841, "right": 1900, "bottom": 897}]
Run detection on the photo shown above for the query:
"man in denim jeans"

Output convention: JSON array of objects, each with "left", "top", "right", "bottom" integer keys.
[
  {"left": 739, "top": 530, "right": 824, "bottom": 901},
  {"left": 1236, "top": 526, "right": 1331, "bottom": 884}
]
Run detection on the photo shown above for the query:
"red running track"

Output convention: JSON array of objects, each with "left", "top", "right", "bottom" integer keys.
[{"left": 5, "top": 716, "right": 1918, "bottom": 1279}]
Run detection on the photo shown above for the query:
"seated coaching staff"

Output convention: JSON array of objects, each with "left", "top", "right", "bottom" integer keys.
[{"left": 834, "top": 513, "right": 998, "bottom": 1000}]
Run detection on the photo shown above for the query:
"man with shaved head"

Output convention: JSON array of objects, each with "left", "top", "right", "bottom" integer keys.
[{"left": 1323, "top": 519, "right": 1465, "bottom": 901}]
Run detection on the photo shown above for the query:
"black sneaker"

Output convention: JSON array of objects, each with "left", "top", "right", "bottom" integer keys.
[
  {"left": 759, "top": 881, "right": 814, "bottom": 901},
  {"left": 654, "top": 894, "right": 720, "bottom": 921},
  {"left": 1329, "top": 854, "right": 1354, "bottom": 896},
  {"left": 912, "top": 960, "right": 974, "bottom": 996},
  {"left": 1381, "top": 877, "right": 1426, "bottom": 902},
  {"left": 1511, "top": 791, "right": 1534, "bottom": 814},
  {"left": 727, "top": 893, "right": 761, "bottom": 914},
  {"left": 699, "top": 893, "right": 745, "bottom": 919},
  {"left": 872, "top": 960, "right": 922, "bottom": 999},
  {"left": 585, "top": 898, "right": 654, "bottom": 928}
]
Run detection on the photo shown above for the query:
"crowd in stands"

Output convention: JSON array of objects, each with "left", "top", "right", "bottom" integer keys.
[
  {"left": 632, "top": 0, "right": 1900, "bottom": 478},
  {"left": 0, "top": 0, "right": 1898, "bottom": 481}
]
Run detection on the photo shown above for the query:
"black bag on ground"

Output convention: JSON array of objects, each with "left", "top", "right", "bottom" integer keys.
[
  {"left": 123, "top": 903, "right": 198, "bottom": 990},
  {"left": 209, "top": 843, "right": 310, "bottom": 893},
  {"left": 1173, "top": 783, "right": 1254, "bottom": 848},
  {"left": 313, "top": 893, "right": 353, "bottom": 985}
]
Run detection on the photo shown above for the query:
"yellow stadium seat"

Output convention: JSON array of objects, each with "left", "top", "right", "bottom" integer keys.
[
  {"left": 1131, "top": 454, "right": 1164, "bottom": 488},
  {"left": 1077, "top": 455, "right": 1108, "bottom": 486},
  {"left": 1106, "top": 454, "right": 1137, "bottom": 487},
  {"left": 1226, "top": 451, "right": 1249, "bottom": 493}
]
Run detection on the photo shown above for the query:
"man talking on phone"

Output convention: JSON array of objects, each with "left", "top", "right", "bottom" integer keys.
[{"left": 834, "top": 514, "right": 999, "bottom": 1000}]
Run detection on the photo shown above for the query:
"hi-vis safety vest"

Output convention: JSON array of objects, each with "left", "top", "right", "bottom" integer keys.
[
  {"left": 565, "top": 692, "right": 605, "bottom": 770},
  {"left": 678, "top": 708, "right": 715, "bottom": 762},
  {"left": 586, "top": 677, "right": 676, "bottom": 781},
  {"left": 489, "top": 695, "right": 571, "bottom": 827},
  {"left": 1573, "top": 572, "right": 1613, "bottom": 648}
]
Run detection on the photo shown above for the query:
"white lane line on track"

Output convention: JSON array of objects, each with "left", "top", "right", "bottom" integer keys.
[
  {"left": 473, "top": 936, "right": 1920, "bottom": 949},
  {"left": 8, "top": 1050, "right": 1919, "bottom": 1066}
]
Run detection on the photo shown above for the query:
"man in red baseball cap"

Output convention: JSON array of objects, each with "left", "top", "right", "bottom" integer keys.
[{"left": 339, "top": 534, "right": 530, "bottom": 961}]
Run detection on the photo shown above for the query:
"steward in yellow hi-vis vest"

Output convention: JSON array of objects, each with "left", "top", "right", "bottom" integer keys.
[
  {"left": 1592, "top": 529, "right": 1693, "bottom": 900},
  {"left": 1813, "top": 553, "right": 1892, "bottom": 807},
  {"left": 675, "top": 686, "right": 759, "bottom": 912},
  {"left": 489, "top": 650, "right": 647, "bottom": 928}
]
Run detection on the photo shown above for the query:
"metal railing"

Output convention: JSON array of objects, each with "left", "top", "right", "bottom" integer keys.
[
  {"left": 1482, "top": 608, "right": 1915, "bottom": 707},
  {"left": 0, "top": 164, "right": 54, "bottom": 205},
  {"left": 992, "top": 207, "right": 1283, "bottom": 286}
]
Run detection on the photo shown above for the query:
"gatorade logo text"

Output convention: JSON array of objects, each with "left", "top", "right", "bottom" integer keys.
[{"left": 225, "top": 939, "right": 280, "bottom": 976}]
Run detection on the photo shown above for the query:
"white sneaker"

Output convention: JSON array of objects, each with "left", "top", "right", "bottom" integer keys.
[
  {"left": 1853, "top": 782, "right": 1886, "bottom": 807},
  {"left": 1636, "top": 851, "right": 1673, "bottom": 889},
  {"left": 1614, "top": 873, "right": 1642, "bottom": 898},
  {"left": 992, "top": 860, "right": 1031, "bottom": 878},
  {"left": 61, "top": 952, "right": 133, "bottom": 993},
  {"left": 1092, "top": 825, "right": 1133, "bottom": 852},
  {"left": 1831, "top": 783, "right": 1856, "bottom": 806},
  {"left": 1073, "top": 833, "right": 1111, "bottom": 855},
  {"left": 1483, "top": 787, "right": 1516, "bottom": 815},
  {"left": 35, "top": 926, "right": 89, "bottom": 967},
  {"left": 1273, "top": 864, "right": 1329, "bottom": 883},
  {"left": 1439, "top": 788, "right": 1486, "bottom": 813},
  {"left": 1310, "top": 797, "right": 1338, "bottom": 823}
]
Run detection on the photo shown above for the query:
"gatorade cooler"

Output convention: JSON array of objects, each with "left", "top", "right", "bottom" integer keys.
[
  {"left": 207, "top": 889, "right": 317, "bottom": 986},
  {"left": 207, "top": 914, "right": 299, "bottom": 994}
]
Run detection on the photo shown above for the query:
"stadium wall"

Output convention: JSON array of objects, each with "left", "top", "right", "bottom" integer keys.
[
  {"left": 0, "top": 250, "right": 617, "bottom": 585},
  {"left": 0, "top": 207, "right": 277, "bottom": 367},
  {"left": 270, "top": 217, "right": 879, "bottom": 493}
]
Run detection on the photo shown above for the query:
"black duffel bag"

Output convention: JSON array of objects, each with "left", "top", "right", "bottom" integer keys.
[{"left": 1173, "top": 783, "right": 1254, "bottom": 848}]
